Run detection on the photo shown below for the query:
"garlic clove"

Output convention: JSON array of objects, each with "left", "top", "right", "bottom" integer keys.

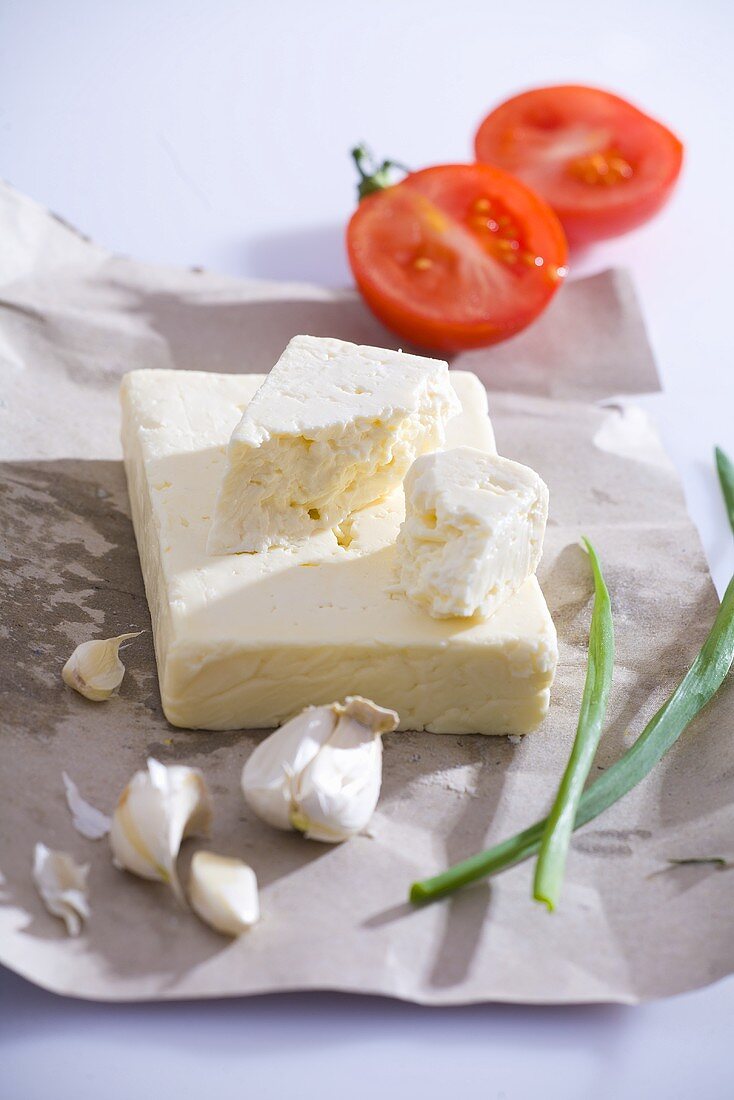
[
  {"left": 32, "top": 843, "right": 90, "bottom": 936},
  {"left": 110, "top": 758, "right": 212, "bottom": 904},
  {"left": 62, "top": 772, "right": 111, "bottom": 840},
  {"left": 294, "top": 697, "right": 397, "bottom": 842},
  {"left": 62, "top": 632, "right": 143, "bottom": 701},
  {"left": 241, "top": 705, "right": 338, "bottom": 830},
  {"left": 189, "top": 851, "right": 260, "bottom": 935},
  {"left": 241, "top": 696, "right": 398, "bottom": 843}
]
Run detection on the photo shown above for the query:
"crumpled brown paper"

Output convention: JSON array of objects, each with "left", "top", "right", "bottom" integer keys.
[{"left": 1, "top": 181, "right": 732, "bottom": 1005}]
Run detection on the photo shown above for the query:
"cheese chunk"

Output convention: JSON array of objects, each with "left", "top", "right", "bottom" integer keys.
[
  {"left": 120, "top": 369, "right": 557, "bottom": 735},
  {"left": 207, "top": 335, "right": 461, "bottom": 554},
  {"left": 397, "top": 447, "right": 548, "bottom": 620}
]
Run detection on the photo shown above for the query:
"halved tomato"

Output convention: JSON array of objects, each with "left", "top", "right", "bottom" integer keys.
[
  {"left": 475, "top": 85, "right": 683, "bottom": 245},
  {"left": 347, "top": 159, "right": 568, "bottom": 353}
]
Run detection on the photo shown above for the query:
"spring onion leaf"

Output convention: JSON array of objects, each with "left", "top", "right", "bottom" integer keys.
[
  {"left": 533, "top": 539, "right": 614, "bottom": 911},
  {"left": 716, "top": 446, "right": 734, "bottom": 536},
  {"left": 410, "top": 570, "right": 734, "bottom": 905}
]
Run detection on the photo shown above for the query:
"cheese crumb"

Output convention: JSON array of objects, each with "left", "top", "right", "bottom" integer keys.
[{"left": 396, "top": 447, "right": 548, "bottom": 620}]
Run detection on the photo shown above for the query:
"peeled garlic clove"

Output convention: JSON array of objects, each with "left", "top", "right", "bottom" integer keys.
[
  {"left": 294, "top": 697, "right": 397, "bottom": 842},
  {"left": 110, "top": 758, "right": 212, "bottom": 904},
  {"left": 32, "top": 843, "right": 90, "bottom": 936},
  {"left": 62, "top": 632, "right": 143, "bottom": 701},
  {"left": 189, "top": 851, "right": 259, "bottom": 935},
  {"left": 241, "top": 696, "right": 398, "bottom": 843}
]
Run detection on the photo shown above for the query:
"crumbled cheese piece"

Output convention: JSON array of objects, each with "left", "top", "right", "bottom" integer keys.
[
  {"left": 396, "top": 447, "right": 548, "bottom": 620},
  {"left": 207, "top": 335, "right": 460, "bottom": 554}
]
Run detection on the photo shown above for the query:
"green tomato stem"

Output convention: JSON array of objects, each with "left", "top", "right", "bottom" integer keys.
[{"left": 351, "top": 144, "right": 408, "bottom": 201}]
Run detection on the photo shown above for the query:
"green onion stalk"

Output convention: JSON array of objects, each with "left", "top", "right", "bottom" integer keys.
[{"left": 410, "top": 449, "right": 734, "bottom": 905}]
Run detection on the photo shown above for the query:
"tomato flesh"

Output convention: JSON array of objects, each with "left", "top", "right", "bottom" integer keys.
[
  {"left": 475, "top": 85, "right": 683, "bottom": 244},
  {"left": 347, "top": 163, "right": 567, "bottom": 352}
]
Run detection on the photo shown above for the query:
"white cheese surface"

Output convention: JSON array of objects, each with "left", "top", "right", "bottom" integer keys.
[
  {"left": 207, "top": 335, "right": 461, "bottom": 554},
  {"left": 396, "top": 447, "right": 549, "bottom": 620},
  {"left": 120, "top": 368, "right": 557, "bottom": 734}
]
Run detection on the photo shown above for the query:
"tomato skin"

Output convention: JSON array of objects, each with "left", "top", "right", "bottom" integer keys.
[
  {"left": 347, "top": 163, "right": 568, "bottom": 353},
  {"left": 475, "top": 85, "right": 683, "bottom": 245}
]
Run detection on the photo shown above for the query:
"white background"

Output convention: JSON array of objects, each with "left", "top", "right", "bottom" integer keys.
[{"left": 2, "top": 1, "right": 733, "bottom": 1096}]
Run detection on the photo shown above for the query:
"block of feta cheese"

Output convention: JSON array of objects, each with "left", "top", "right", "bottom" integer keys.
[
  {"left": 120, "top": 368, "right": 557, "bottom": 735},
  {"left": 207, "top": 335, "right": 461, "bottom": 554},
  {"left": 396, "top": 447, "right": 549, "bottom": 621}
]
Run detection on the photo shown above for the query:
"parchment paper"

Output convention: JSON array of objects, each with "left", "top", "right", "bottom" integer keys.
[{"left": 1, "top": 181, "right": 732, "bottom": 1005}]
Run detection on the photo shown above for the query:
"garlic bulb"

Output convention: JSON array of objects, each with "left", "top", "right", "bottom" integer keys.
[
  {"left": 62, "top": 632, "right": 143, "bottom": 701},
  {"left": 241, "top": 696, "right": 398, "bottom": 843},
  {"left": 189, "top": 851, "right": 260, "bottom": 935},
  {"left": 110, "top": 758, "right": 212, "bottom": 903},
  {"left": 32, "top": 843, "right": 90, "bottom": 936}
]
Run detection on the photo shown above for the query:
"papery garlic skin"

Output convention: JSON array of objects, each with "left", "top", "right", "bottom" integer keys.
[
  {"left": 189, "top": 851, "right": 260, "bottom": 935},
  {"left": 62, "top": 772, "right": 111, "bottom": 839},
  {"left": 32, "top": 843, "right": 90, "bottom": 936},
  {"left": 110, "top": 758, "right": 212, "bottom": 903},
  {"left": 62, "top": 632, "right": 143, "bottom": 701},
  {"left": 241, "top": 696, "right": 398, "bottom": 843}
]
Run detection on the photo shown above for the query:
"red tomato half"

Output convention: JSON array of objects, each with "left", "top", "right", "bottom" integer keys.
[
  {"left": 475, "top": 85, "right": 683, "bottom": 245},
  {"left": 347, "top": 163, "right": 568, "bottom": 353}
]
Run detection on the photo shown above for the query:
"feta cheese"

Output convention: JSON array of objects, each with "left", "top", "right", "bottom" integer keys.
[
  {"left": 396, "top": 447, "right": 548, "bottom": 620},
  {"left": 120, "top": 369, "right": 556, "bottom": 736},
  {"left": 207, "top": 335, "right": 461, "bottom": 554}
]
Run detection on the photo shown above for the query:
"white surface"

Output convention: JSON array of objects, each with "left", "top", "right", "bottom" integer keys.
[{"left": 2, "top": 1, "right": 733, "bottom": 1097}]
